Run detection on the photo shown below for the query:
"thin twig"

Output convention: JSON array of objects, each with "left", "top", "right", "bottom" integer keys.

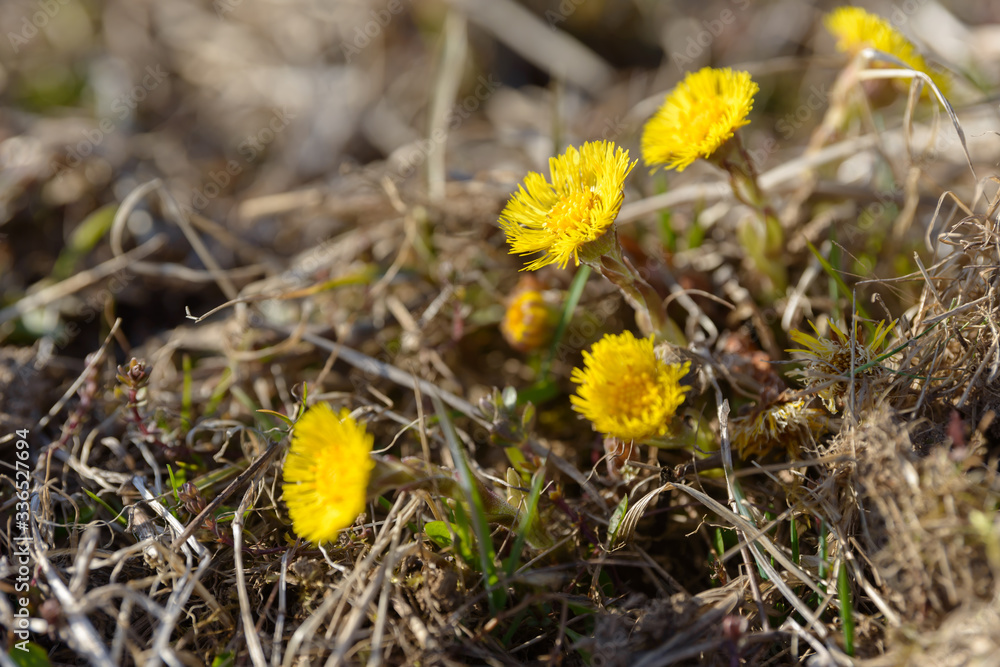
[{"left": 171, "top": 437, "right": 283, "bottom": 551}]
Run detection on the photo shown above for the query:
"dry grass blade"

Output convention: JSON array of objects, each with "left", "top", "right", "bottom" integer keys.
[
  {"left": 618, "top": 133, "right": 880, "bottom": 223},
  {"left": 27, "top": 496, "right": 114, "bottom": 667},
  {"left": 233, "top": 482, "right": 269, "bottom": 667},
  {"left": 608, "top": 483, "right": 667, "bottom": 551},
  {"left": 445, "top": 0, "right": 613, "bottom": 94}
]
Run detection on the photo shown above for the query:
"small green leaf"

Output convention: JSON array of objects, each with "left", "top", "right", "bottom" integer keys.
[
  {"left": 52, "top": 204, "right": 117, "bottom": 280},
  {"left": 255, "top": 408, "right": 292, "bottom": 428},
  {"left": 501, "top": 386, "right": 517, "bottom": 411},
  {"left": 520, "top": 402, "right": 535, "bottom": 430},
  {"left": 425, "top": 518, "right": 475, "bottom": 564},
  {"left": 424, "top": 521, "right": 453, "bottom": 549},
  {"left": 504, "top": 447, "right": 528, "bottom": 476},
  {"left": 9, "top": 642, "right": 52, "bottom": 667},
  {"left": 606, "top": 495, "right": 629, "bottom": 548},
  {"left": 211, "top": 651, "right": 235, "bottom": 667}
]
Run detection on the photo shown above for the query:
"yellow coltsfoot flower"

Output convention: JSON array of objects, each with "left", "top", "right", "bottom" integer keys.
[
  {"left": 824, "top": 6, "right": 949, "bottom": 94},
  {"left": 641, "top": 67, "right": 758, "bottom": 173},
  {"left": 499, "top": 141, "right": 635, "bottom": 271},
  {"left": 571, "top": 331, "right": 690, "bottom": 443},
  {"left": 282, "top": 403, "right": 375, "bottom": 544},
  {"left": 501, "top": 277, "right": 557, "bottom": 353}
]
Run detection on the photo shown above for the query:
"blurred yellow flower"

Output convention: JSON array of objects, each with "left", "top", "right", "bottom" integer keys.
[
  {"left": 824, "top": 7, "right": 948, "bottom": 93},
  {"left": 571, "top": 331, "right": 690, "bottom": 442},
  {"left": 788, "top": 319, "right": 896, "bottom": 412},
  {"left": 641, "top": 67, "right": 758, "bottom": 172},
  {"left": 282, "top": 403, "right": 374, "bottom": 543},
  {"left": 499, "top": 141, "right": 635, "bottom": 271},
  {"left": 501, "top": 280, "right": 557, "bottom": 352}
]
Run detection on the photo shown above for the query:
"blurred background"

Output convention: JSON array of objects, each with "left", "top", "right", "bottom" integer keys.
[{"left": 2, "top": 0, "right": 999, "bottom": 372}]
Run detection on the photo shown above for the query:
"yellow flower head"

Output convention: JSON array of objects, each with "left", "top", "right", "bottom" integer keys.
[
  {"left": 499, "top": 141, "right": 635, "bottom": 271},
  {"left": 642, "top": 67, "right": 758, "bottom": 173},
  {"left": 282, "top": 403, "right": 375, "bottom": 543},
  {"left": 787, "top": 319, "right": 896, "bottom": 412},
  {"left": 824, "top": 7, "right": 948, "bottom": 93},
  {"left": 501, "top": 280, "right": 557, "bottom": 353},
  {"left": 571, "top": 331, "right": 690, "bottom": 442},
  {"left": 731, "top": 397, "right": 826, "bottom": 459}
]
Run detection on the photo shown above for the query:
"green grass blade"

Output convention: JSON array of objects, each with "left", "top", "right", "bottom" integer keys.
[
  {"left": 806, "top": 240, "right": 869, "bottom": 320},
  {"left": 851, "top": 319, "right": 943, "bottom": 376},
  {"left": 84, "top": 489, "right": 128, "bottom": 526},
  {"left": 431, "top": 394, "right": 505, "bottom": 612},
  {"left": 52, "top": 204, "right": 117, "bottom": 280},
  {"left": 790, "top": 514, "right": 800, "bottom": 566},
  {"left": 838, "top": 560, "right": 855, "bottom": 656},
  {"left": 540, "top": 265, "right": 590, "bottom": 379},
  {"left": 504, "top": 463, "right": 546, "bottom": 577},
  {"left": 166, "top": 464, "right": 183, "bottom": 505}
]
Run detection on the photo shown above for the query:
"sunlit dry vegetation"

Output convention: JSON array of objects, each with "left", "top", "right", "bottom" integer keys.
[{"left": 2, "top": 1, "right": 1000, "bottom": 665}]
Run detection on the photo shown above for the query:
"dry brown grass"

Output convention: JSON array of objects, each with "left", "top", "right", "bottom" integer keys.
[{"left": 3, "top": 1, "right": 1000, "bottom": 666}]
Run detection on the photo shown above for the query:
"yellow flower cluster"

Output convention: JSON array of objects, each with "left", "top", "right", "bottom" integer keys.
[
  {"left": 642, "top": 67, "right": 758, "bottom": 172},
  {"left": 571, "top": 331, "right": 690, "bottom": 443},
  {"left": 824, "top": 7, "right": 948, "bottom": 93},
  {"left": 282, "top": 403, "right": 374, "bottom": 544},
  {"left": 499, "top": 141, "right": 635, "bottom": 271}
]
